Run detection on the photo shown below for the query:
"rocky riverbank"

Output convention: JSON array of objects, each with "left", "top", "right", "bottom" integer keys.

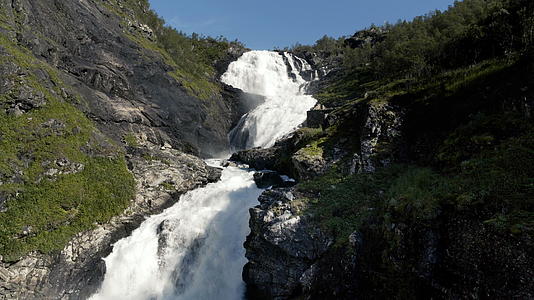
[{"left": 0, "top": 145, "right": 221, "bottom": 299}]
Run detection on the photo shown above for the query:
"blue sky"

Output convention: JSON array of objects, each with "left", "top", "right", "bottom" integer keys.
[{"left": 148, "top": 0, "right": 457, "bottom": 50}]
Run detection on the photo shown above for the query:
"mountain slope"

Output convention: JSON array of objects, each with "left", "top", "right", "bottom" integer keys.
[
  {"left": 237, "top": 0, "right": 534, "bottom": 298},
  {"left": 0, "top": 0, "right": 245, "bottom": 298}
]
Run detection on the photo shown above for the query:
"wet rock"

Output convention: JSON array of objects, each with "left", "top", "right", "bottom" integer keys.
[
  {"left": 221, "top": 160, "right": 239, "bottom": 168},
  {"left": 230, "top": 147, "right": 279, "bottom": 170},
  {"left": 214, "top": 46, "right": 248, "bottom": 77},
  {"left": 206, "top": 166, "right": 223, "bottom": 183}
]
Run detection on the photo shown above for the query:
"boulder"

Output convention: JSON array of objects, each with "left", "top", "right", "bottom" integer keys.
[
  {"left": 243, "top": 188, "right": 332, "bottom": 299},
  {"left": 253, "top": 171, "right": 296, "bottom": 189}
]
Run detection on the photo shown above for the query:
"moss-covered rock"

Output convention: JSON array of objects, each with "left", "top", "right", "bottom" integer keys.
[{"left": 0, "top": 35, "right": 136, "bottom": 262}]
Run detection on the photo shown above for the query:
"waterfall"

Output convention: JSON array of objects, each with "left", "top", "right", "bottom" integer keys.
[
  {"left": 221, "top": 51, "right": 317, "bottom": 150},
  {"left": 90, "top": 165, "right": 263, "bottom": 300},
  {"left": 90, "top": 51, "right": 317, "bottom": 300}
]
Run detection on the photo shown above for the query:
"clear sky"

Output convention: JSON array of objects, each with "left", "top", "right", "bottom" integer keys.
[{"left": 148, "top": 0, "right": 457, "bottom": 50}]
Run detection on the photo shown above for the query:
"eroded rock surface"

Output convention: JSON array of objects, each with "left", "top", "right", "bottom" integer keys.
[{"left": 243, "top": 188, "right": 331, "bottom": 300}]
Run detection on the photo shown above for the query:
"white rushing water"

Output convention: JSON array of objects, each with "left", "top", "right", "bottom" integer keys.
[
  {"left": 90, "top": 165, "right": 263, "bottom": 300},
  {"left": 91, "top": 51, "right": 317, "bottom": 300},
  {"left": 221, "top": 51, "right": 317, "bottom": 149}
]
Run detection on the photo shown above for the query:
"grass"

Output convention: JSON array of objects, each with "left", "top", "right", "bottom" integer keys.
[
  {"left": 123, "top": 133, "right": 139, "bottom": 147},
  {"left": 0, "top": 158, "right": 134, "bottom": 261},
  {"left": 296, "top": 137, "right": 327, "bottom": 158},
  {"left": 296, "top": 56, "right": 533, "bottom": 245}
]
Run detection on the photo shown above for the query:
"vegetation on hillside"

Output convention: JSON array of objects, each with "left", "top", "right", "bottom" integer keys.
[
  {"left": 0, "top": 30, "right": 135, "bottom": 262},
  {"left": 0, "top": 0, "right": 244, "bottom": 261},
  {"left": 293, "top": 0, "right": 534, "bottom": 106},
  {"left": 291, "top": 0, "right": 534, "bottom": 264}
]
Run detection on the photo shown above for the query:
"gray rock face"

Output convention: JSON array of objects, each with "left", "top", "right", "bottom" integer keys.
[
  {"left": 233, "top": 101, "right": 404, "bottom": 181},
  {"left": 230, "top": 147, "right": 281, "bottom": 171},
  {"left": 290, "top": 150, "right": 328, "bottom": 181},
  {"left": 348, "top": 102, "right": 404, "bottom": 174},
  {"left": 0, "top": 0, "right": 243, "bottom": 157},
  {"left": 0, "top": 146, "right": 221, "bottom": 299},
  {"left": 243, "top": 188, "right": 332, "bottom": 300}
]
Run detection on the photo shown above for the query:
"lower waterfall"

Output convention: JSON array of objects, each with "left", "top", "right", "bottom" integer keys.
[{"left": 90, "top": 51, "right": 317, "bottom": 300}]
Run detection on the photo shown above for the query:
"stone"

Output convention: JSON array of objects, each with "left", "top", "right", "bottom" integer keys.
[
  {"left": 0, "top": 192, "right": 8, "bottom": 213},
  {"left": 6, "top": 106, "right": 23, "bottom": 117},
  {"left": 0, "top": 267, "right": 12, "bottom": 282},
  {"left": 243, "top": 188, "right": 332, "bottom": 299},
  {"left": 253, "top": 171, "right": 284, "bottom": 188}
]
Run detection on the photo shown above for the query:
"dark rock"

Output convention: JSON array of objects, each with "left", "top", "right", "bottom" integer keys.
[
  {"left": 214, "top": 46, "right": 248, "bottom": 77},
  {"left": 252, "top": 170, "right": 294, "bottom": 189},
  {"left": 223, "top": 84, "right": 266, "bottom": 150},
  {"left": 0, "top": 0, "right": 246, "bottom": 158},
  {"left": 253, "top": 171, "right": 282, "bottom": 188},
  {"left": 244, "top": 188, "right": 332, "bottom": 299},
  {"left": 344, "top": 26, "right": 387, "bottom": 49},
  {"left": 230, "top": 147, "right": 280, "bottom": 171},
  {"left": 305, "top": 104, "right": 333, "bottom": 128},
  {"left": 206, "top": 166, "right": 223, "bottom": 183}
]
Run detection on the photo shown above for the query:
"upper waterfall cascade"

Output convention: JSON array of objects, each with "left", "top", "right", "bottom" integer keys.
[
  {"left": 90, "top": 51, "right": 318, "bottom": 300},
  {"left": 221, "top": 51, "right": 317, "bottom": 149}
]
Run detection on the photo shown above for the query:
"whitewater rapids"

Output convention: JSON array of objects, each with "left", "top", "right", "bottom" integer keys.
[{"left": 90, "top": 165, "right": 262, "bottom": 300}]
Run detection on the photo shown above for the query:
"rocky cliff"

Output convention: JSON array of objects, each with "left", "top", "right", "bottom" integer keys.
[
  {"left": 1, "top": 0, "right": 247, "bottom": 157},
  {"left": 239, "top": 27, "right": 534, "bottom": 300},
  {"left": 0, "top": 0, "right": 249, "bottom": 298}
]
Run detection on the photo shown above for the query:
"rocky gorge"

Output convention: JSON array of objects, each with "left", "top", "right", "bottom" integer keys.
[{"left": 0, "top": 0, "right": 533, "bottom": 299}]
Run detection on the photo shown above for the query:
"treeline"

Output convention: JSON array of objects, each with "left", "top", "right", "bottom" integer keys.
[{"left": 295, "top": 0, "right": 534, "bottom": 81}]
